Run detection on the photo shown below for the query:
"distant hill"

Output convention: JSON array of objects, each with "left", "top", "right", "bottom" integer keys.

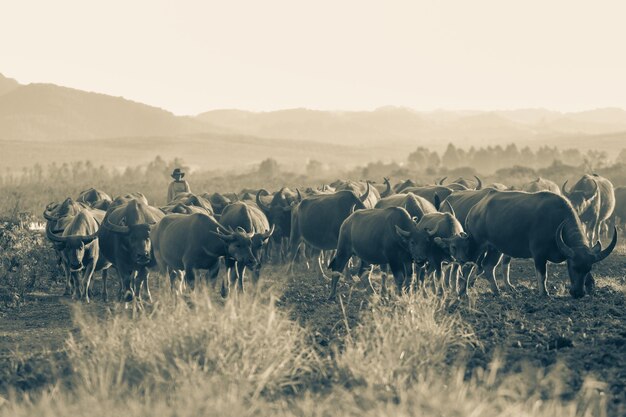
[
  {"left": 0, "top": 79, "right": 216, "bottom": 141},
  {"left": 197, "top": 106, "right": 626, "bottom": 149},
  {"left": 0, "top": 73, "right": 19, "bottom": 96},
  {"left": 2, "top": 71, "right": 626, "bottom": 163}
]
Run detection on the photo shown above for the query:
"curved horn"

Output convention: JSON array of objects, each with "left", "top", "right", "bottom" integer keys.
[
  {"left": 359, "top": 182, "right": 371, "bottom": 203},
  {"left": 256, "top": 189, "right": 271, "bottom": 213},
  {"left": 442, "top": 200, "right": 456, "bottom": 218},
  {"left": 103, "top": 217, "right": 130, "bottom": 234},
  {"left": 474, "top": 176, "right": 482, "bottom": 190},
  {"left": 555, "top": 222, "right": 575, "bottom": 258},
  {"left": 261, "top": 224, "right": 275, "bottom": 239},
  {"left": 211, "top": 228, "right": 236, "bottom": 242},
  {"left": 380, "top": 177, "right": 392, "bottom": 198},
  {"left": 562, "top": 180, "right": 570, "bottom": 196},
  {"left": 395, "top": 225, "right": 411, "bottom": 239},
  {"left": 594, "top": 226, "right": 618, "bottom": 263},
  {"left": 296, "top": 188, "right": 303, "bottom": 202},
  {"left": 43, "top": 210, "right": 59, "bottom": 221},
  {"left": 79, "top": 232, "right": 99, "bottom": 244},
  {"left": 438, "top": 177, "right": 447, "bottom": 185},
  {"left": 45, "top": 222, "right": 67, "bottom": 243}
]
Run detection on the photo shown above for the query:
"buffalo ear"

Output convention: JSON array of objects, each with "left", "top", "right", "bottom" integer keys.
[{"left": 433, "top": 237, "right": 448, "bottom": 249}]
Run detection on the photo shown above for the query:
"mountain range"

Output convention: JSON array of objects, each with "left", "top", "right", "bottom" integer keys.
[{"left": 1, "top": 72, "right": 626, "bottom": 167}]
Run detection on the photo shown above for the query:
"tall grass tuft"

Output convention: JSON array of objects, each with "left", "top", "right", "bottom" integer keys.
[{"left": 65, "top": 290, "right": 326, "bottom": 401}]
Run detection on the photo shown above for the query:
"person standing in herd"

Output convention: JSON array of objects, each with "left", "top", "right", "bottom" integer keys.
[{"left": 167, "top": 168, "right": 191, "bottom": 203}]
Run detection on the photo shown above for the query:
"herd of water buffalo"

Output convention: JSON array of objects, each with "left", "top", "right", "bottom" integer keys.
[{"left": 42, "top": 173, "right": 626, "bottom": 303}]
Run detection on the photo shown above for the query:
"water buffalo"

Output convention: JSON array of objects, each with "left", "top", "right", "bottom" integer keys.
[
  {"left": 256, "top": 188, "right": 298, "bottom": 262},
  {"left": 375, "top": 192, "right": 437, "bottom": 221},
  {"left": 99, "top": 199, "right": 164, "bottom": 302},
  {"left": 201, "top": 192, "right": 233, "bottom": 215},
  {"left": 43, "top": 198, "right": 91, "bottom": 295},
  {"left": 109, "top": 192, "right": 149, "bottom": 210},
  {"left": 152, "top": 213, "right": 260, "bottom": 294},
  {"left": 394, "top": 179, "right": 419, "bottom": 193},
  {"left": 521, "top": 177, "right": 561, "bottom": 194},
  {"left": 332, "top": 180, "right": 379, "bottom": 209},
  {"left": 77, "top": 188, "right": 112, "bottom": 210},
  {"left": 328, "top": 207, "right": 432, "bottom": 298},
  {"left": 465, "top": 190, "right": 617, "bottom": 298},
  {"left": 438, "top": 176, "right": 483, "bottom": 191},
  {"left": 562, "top": 174, "right": 615, "bottom": 242},
  {"left": 371, "top": 178, "right": 393, "bottom": 198},
  {"left": 219, "top": 201, "right": 274, "bottom": 291},
  {"left": 412, "top": 206, "right": 472, "bottom": 293},
  {"left": 399, "top": 185, "right": 453, "bottom": 209},
  {"left": 288, "top": 183, "right": 371, "bottom": 274},
  {"left": 46, "top": 209, "right": 111, "bottom": 302},
  {"left": 161, "top": 193, "right": 213, "bottom": 216}
]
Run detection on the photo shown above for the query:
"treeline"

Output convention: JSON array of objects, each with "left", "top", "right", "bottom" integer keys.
[{"left": 4, "top": 144, "right": 626, "bottom": 221}]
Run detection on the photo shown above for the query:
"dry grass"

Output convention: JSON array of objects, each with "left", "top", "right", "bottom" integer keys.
[{"left": 0, "top": 276, "right": 613, "bottom": 417}]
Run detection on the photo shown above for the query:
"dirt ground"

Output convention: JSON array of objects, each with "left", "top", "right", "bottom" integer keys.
[{"left": 1, "top": 252, "right": 625, "bottom": 415}]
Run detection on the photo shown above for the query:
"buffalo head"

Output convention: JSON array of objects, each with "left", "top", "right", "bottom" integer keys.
[{"left": 555, "top": 221, "right": 617, "bottom": 298}]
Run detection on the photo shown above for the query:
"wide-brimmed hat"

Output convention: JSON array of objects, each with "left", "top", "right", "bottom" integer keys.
[{"left": 171, "top": 168, "right": 185, "bottom": 179}]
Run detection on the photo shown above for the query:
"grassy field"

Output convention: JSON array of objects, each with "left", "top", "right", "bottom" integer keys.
[{"left": 1, "top": 247, "right": 625, "bottom": 416}]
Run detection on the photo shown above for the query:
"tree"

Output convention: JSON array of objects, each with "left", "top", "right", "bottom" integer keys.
[
  {"left": 258, "top": 158, "right": 280, "bottom": 177},
  {"left": 441, "top": 143, "right": 460, "bottom": 169}
]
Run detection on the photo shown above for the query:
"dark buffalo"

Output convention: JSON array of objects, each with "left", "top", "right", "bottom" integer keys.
[
  {"left": 288, "top": 184, "right": 371, "bottom": 274},
  {"left": 219, "top": 202, "right": 274, "bottom": 291},
  {"left": 152, "top": 213, "right": 260, "bottom": 293},
  {"left": 46, "top": 209, "right": 111, "bottom": 302},
  {"left": 394, "top": 179, "right": 419, "bottom": 193},
  {"left": 375, "top": 192, "right": 437, "bottom": 221},
  {"left": 465, "top": 190, "right": 617, "bottom": 298},
  {"left": 162, "top": 193, "right": 214, "bottom": 216},
  {"left": 110, "top": 192, "right": 149, "bottom": 210},
  {"left": 77, "top": 188, "right": 112, "bottom": 210},
  {"left": 521, "top": 177, "right": 561, "bottom": 194},
  {"left": 256, "top": 188, "right": 298, "bottom": 261},
  {"left": 201, "top": 192, "right": 233, "bottom": 215},
  {"left": 562, "top": 174, "right": 615, "bottom": 242},
  {"left": 328, "top": 207, "right": 432, "bottom": 298},
  {"left": 99, "top": 199, "right": 164, "bottom": 302}
]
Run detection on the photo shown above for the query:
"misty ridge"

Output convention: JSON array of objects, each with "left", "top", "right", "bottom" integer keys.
[{"left": 2, "top": 72, "right": 626, "bottom": 173}]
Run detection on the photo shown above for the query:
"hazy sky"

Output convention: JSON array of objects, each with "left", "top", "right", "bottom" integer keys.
[{"left": 2, "top": 0, "right": 625, "bottom": 115}]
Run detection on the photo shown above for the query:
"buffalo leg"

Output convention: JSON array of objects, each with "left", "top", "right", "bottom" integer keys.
[
  {"left": 500, "top": 256, "right": 515, "bottom": 291},
  {"left": 102, "top": 268, "right": 108, "bottom": 302},
  {"left": 184, "top": 266, "right": 197, "bottom": 291},
  {"left": 389, "top": 261, "right": 406, "bottom": 295},
  {"left": 328, "top": 247, "right": 351, "bottom": 300},
  {"left": 534, "top": 259, "right": 548, "bottom": 296},
  {"left": 82, "top": 261, "right": 96, "bottom": 303},
  {"left": 585, "top": 274, "right": 595, "bottom": 295},
  {"left": 482, "top": 248, "right": 502, "bottom": 295},
  {"left": 134, "top": 267, "right": 150, "bottom": 301},
  {"left": 118, "top": 267, "right": 134, "bottom": 302},
  {"left": 71, "top": 271, "right": 81, "bottom": 300},
  {"left": 236, "top": 262, "right": 245, "bottom": 292}
]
